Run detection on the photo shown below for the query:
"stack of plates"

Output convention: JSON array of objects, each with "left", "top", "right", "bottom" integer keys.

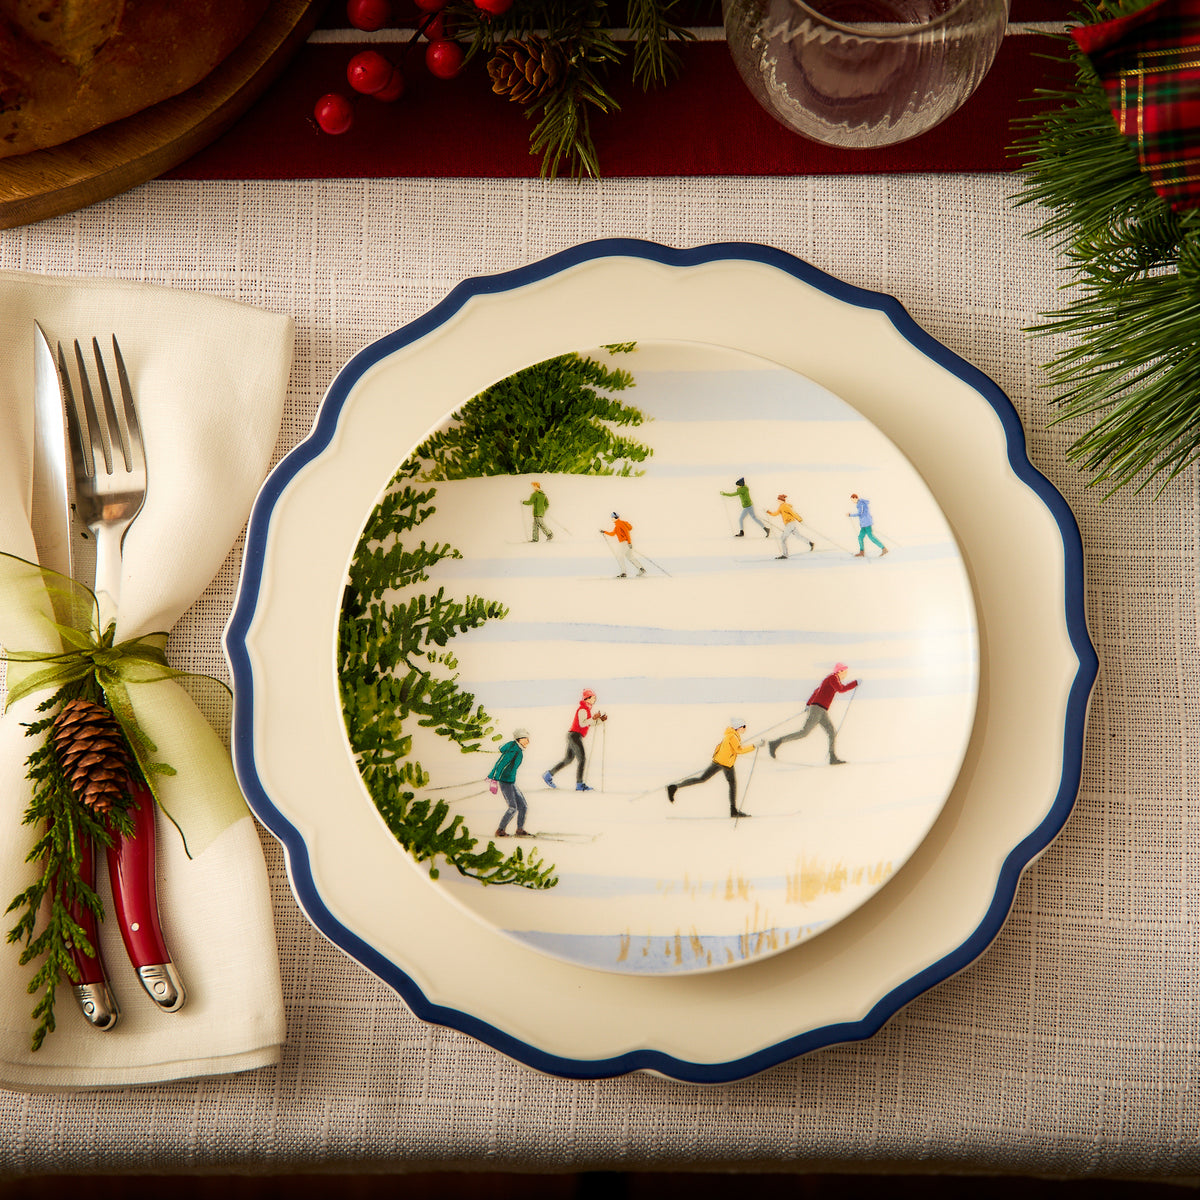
[{"left": 224, "top": 241, "right": 1096, "bottom": 1083}]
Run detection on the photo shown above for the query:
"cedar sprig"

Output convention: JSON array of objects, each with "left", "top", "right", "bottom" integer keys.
[
  {"left": 5, "top": 681, "right": 134, "bottom": 1050},
  {"left": 1012, "top": 0, "right": 1200, "bottom": 495}
]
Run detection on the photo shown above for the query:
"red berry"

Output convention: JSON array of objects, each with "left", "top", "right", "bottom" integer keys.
[
  {"left": 414, "top": 0, "right": 447, "bottom": 9},
  {"left": 425, "top": 38, "right": 464, "bottom": 79},
  {"left": 422, "top": 12, "right": 446, "bottom": 38},
  {"left": 346, "top": 0, "right": 390, "bottom": 30},
  {"left": 474, "top": 0, "right": 512, "bottom": 12},
  {"left": 313, "top": 92, "right": 354, "bottom": 135},
  {"left": 347, "top": 49, "right": 394, "bottom": 95},
  {"left": 372, "top": 66, "right": 405, "bottom": 102}
]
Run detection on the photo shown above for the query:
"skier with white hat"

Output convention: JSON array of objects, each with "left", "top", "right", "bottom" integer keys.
[
  {"left": 489, "top": 727, "right": 534, "bottom": 837},
  {"left": 666, "top": 718, "right": 763, "bottom": 818}
]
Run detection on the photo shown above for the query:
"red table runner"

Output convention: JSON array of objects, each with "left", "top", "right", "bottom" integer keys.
[{"left": 167, "top": 1, "right": 1079, "bottom": 179}]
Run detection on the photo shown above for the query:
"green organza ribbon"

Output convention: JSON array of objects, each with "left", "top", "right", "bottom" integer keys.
[{"left": 0, "top": 551, "right": 230, "bottom": 853}]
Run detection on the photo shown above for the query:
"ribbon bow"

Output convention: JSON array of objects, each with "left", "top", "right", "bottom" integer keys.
[{"left": 0, "top": 551, "right": 216, "bottom": 847}]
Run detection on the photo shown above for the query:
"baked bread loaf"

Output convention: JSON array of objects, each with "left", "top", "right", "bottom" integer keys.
[{"left": 0, "top": 0, "right": 272, "bottom": 159}]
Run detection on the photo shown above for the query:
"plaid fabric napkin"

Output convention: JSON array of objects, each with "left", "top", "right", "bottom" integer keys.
[{"left": 1072, "top": 0, "right": 1200, "bottom": 210}]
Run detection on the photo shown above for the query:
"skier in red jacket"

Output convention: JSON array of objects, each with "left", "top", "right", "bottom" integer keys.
[
  {"left": 767, "top": 663, "right": 858, "bottom": 765},
  {"left": 543, "top": 688, "right": 607, "bottom": 792}
]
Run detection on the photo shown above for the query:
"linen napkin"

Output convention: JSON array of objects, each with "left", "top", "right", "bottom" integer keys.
[{"left": 0, "top": 269, "right": 292, "bottom": 1090}]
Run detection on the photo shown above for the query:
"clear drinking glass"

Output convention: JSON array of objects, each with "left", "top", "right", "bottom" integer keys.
[{"left": 722, "top": 0, "right": 1010, "bottom": 148}]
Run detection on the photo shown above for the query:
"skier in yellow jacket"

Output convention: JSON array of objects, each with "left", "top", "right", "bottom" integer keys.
[
  {"left": 666, "top": 720, "right": 762, "bottom": 818},
  {"left": 766, "top": 493, "right": 814, "bottom": 560}
]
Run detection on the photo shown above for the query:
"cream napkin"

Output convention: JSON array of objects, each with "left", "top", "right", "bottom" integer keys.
[{"left": 0, "top": 270, "right": 292, "bottom": 1090}]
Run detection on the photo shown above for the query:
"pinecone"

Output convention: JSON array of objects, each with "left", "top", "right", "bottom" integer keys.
[
  {"left": 488, "top": 35, "right": 567, "bottom": 104},
  {"left": 51, "top": 699, "right": 134, "bottom": 816}
]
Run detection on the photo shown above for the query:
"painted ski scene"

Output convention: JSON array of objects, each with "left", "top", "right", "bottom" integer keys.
[{"left": 339, "top": 341, "right": 978, "bottom": 976}]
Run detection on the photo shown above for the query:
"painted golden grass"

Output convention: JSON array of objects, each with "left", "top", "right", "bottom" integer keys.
[{"left": 615, "top": 856, "right": 895, "bottom": 966}]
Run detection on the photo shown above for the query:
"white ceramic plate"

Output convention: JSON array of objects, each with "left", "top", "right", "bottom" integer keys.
[
  {"left": 341, "top": 339, "right": 978, "bottom": 977},
  {"left": 225, "top": 241, "right": 1095, "bottom": 1081}
]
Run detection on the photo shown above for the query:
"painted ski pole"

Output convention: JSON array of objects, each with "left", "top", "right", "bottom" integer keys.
[
  {"left": 425, "top": 777, "right": 490, "bottom": 793},
  {"left": 738, "top": 745, "right": 762, "bottom": 814},
  {"left": 746, "top": 707, "right": 810, "bottom": 743},
  {"left": 834, "top": 684, "right": 860, "bottom": 735},
  {"left": 637, "top": 550, "right": 673, "bottom": 578},
  {"left": 598, "top": 530, "right": 624, "bottom": 572},
  {"left": 601, "top": 720, "right": 607, "bottom": 792},
  {"left": 550, "top": 514, "right": 573, "bottom": 536},
  {"left": 803, "top": 520, "right": 854, "bottom": 554},
  {"left": 718, "top": 495, "right": 737, "bottom": 536}
]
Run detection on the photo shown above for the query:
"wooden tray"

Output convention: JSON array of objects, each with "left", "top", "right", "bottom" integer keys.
[{"left": 0, "top": 0, "right": 321, "bottom": 231}]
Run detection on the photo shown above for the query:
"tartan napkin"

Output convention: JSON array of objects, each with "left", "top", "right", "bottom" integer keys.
[{"left": 1072, "top": 0, "right": 1200, "bottom": 210}]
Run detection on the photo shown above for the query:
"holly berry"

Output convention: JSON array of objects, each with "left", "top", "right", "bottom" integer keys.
[
  {"left": 346, "top": 0, "right": 391, "bottom": 31},
  {"left": 425, "top": 38, "right": 464, "bottom": 79},
  {"left": 422, "top": 12, "right": 446, "bottom": 38},
  {"left": 347, "top": 49, "right": 394, "bottom": 95},
  {"left": 313, "top": 92, "right": 354, "bottom": 135},
  {"left": 474, "top": 0, "right": 513, "bottom": 12},
  {"left": 372, "top": 66, "right": 405, "bottom": 102}
]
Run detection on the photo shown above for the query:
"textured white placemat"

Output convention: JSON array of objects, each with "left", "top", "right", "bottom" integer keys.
[{"left": 0, "top": 174, "right": 1192, "bottom": 1178}]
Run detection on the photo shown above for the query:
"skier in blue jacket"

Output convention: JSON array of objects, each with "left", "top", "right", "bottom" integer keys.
[
  {"left": 489, "top": 728, "right": 533, "bottom": 837},
  {"left": 849, "top": 493, "right": 888, "bottom": 558}
]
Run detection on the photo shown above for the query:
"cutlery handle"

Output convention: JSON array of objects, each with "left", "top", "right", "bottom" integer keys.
[
  {"left": 62, "top": 831, "right": 119, "bottom": 1030},
  {"left": 106, "top": 781, "right": 185, "bottom": 1012}
]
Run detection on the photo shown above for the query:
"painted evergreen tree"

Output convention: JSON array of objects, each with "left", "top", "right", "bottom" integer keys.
[
  {"left": 339, "top": 479, "right": 556, "bottom": 888},
  {"left": 413, "top": 344, "right": 652, "bottom": 479},
  {"left": 339, "top": 344, "right": 653, "bottom": 888}
]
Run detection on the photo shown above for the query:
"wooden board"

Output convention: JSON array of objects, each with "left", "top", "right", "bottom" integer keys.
[{"left": 0, "top": 0, "right": 321, "bottom": 231}]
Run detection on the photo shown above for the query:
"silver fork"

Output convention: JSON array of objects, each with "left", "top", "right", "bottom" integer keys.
[
  {"left": 58, "top": 336, "right": 147, "bottom": 627},
  {"left": 57, "top": 336, "right": 185, "bottom": 1013}
]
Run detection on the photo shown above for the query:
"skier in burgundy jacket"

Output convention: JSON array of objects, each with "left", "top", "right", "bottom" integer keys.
[{"left": 767, "top": 663, "right": 858, "bottom": 765}]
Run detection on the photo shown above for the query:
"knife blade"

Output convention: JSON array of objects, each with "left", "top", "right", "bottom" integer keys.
[{"left": 30, "top": 321, "right": 120, "bottom": 1032}]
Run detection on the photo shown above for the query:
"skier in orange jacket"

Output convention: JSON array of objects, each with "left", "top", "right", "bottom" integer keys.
[{"left": 601, "top": 512, "right": 647, "bottom": 578}]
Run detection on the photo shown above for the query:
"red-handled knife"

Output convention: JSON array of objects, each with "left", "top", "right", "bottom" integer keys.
[
  {"left": 105, "top": 780, "right": 184, "bottom": 1011},
  {"left": 59, "top": 831, "right": 120, "bottom": 1030}
]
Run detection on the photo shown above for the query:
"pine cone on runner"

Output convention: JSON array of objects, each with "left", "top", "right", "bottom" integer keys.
[
  {"left": 488, "top": 34, "right": 568, "bottom": 104},
  {"left": 51, "top": 698, "right": 134, "bottom": 816}
]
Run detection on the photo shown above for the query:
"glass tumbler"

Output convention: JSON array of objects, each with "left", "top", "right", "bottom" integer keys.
[{"left": 722, "top": 0, "right": 1010, "bottom": 148}]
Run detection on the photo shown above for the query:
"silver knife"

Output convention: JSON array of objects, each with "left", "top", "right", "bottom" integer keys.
[{"left": 29, "top": 321, "right": 120, "bottom": 1032}]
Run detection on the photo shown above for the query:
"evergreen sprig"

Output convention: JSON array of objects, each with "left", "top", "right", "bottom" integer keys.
[
  {"left": 445, "top": 1, "right": 704, "bottom": 178},
  {"left": 1012, "top": 0, "right": 1200, "bottom": 495},
  {"left": 5, "top": 681, "right": 134, "bottom": 1051}
]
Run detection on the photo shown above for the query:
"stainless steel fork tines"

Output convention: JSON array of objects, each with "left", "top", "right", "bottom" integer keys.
[{"left": 58, "top": 336, "right": 147, "bottom": 623}]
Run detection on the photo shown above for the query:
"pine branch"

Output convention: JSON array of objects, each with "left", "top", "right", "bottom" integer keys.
[
  {"left": 1010, "top": 2, "right": 1200, "bottom": 495},
  {"left": 5, "top": 682, "right": 130, "bottom": 1051},
  {"left": 627, "top": 0, "right": 696, "bottom": 89}
]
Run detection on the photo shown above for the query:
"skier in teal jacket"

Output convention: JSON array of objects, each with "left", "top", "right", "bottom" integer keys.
[{"left": 489, "top": 728, "right": 533, "bottom": 837}]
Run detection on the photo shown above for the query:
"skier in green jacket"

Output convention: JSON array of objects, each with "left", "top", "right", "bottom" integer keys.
[
  {"left": 522, "top": 481, "right": 553, "bottom": 542},
  {"left": 721, "top": 476, "right": 769, "bottom": 537}
]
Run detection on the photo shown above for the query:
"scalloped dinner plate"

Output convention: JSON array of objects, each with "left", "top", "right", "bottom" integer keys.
[{"left": 225, "top": 240, "right": 1095, "bottom": 1082}]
